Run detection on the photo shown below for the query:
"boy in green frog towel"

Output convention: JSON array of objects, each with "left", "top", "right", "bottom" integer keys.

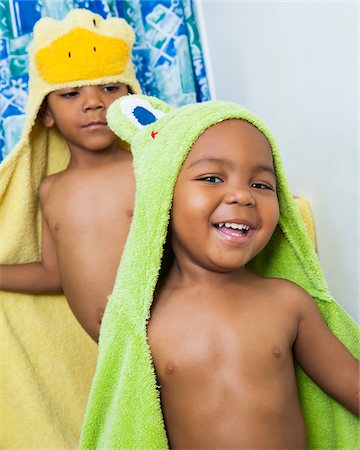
[
  {"left": 79, "top": 95, "right": 359, "bottom": 449},
  {"left": 0, "top": 9, "right": 141, "bottom": 449}
]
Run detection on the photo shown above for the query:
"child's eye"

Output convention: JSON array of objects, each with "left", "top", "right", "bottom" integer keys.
[
  {"left": 61, "top": 91, "right": 78, "bottom": 98},
  {"left": 251, "top": 182, "right": 273, "bottom": 190},
  {"left": 198, "top": 176, "right": 223, "bottom": 183},
  {"left": 103, "top": 85, "right": 120, "bottom": 93}
]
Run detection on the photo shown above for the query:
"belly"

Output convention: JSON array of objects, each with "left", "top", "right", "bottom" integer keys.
[
  {"left": 56, "top": 230, "right": 126, "bottom": 341},
  {"left": 160, "top": 372, "right": 306, "bottom": 449}
]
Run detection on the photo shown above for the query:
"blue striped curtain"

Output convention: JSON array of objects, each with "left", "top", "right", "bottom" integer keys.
[{"left": 0, "top": 0, "right": 210, "bottom": 162}]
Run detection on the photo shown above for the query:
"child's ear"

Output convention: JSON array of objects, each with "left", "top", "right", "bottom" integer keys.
[{"left": 40, "top": 102, "right": 55, "bottom": 128}]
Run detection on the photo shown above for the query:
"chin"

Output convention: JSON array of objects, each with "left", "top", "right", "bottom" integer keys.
[
  {"left": 204, "top": 257, "right": 251, "bottom": 273},
  {"left": 216, "top": 263, "right": 248, "bottom": 273},
  {"left": 209, "top": 250, "right": 257, "bottom": 271},
  {"left": 86, "top": 144, "right": 113, "bottom": 152}
]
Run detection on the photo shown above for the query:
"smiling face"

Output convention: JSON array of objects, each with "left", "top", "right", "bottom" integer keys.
[
  {"left": 170, "top": 119, "right": 280, "bottom": 274},
  {"left": 42, "top": 83, "right": 128, "bottom": 154}
]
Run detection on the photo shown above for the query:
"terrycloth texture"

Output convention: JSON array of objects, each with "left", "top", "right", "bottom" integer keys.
[
  {"left": 79, "top": 95, "right": 360, "bottom": 449},
  {"left": 0, "top": 9, "right": 141, "bottom": 449}
]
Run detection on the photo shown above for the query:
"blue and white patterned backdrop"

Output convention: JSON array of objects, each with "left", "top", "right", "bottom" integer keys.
[{"left": 0, "top": 0, "right": 210, "bottom": 162}]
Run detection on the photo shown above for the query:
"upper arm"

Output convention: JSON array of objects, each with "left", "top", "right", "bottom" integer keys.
[
  {"left": 293, "top": 291, "right": 359, "bottom": 416},
  {"left": 38, "top": 180, "right": 60, "bottom": 284}
]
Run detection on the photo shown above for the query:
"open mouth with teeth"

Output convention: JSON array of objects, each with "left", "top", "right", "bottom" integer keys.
[{"left": 214, "top": 222, "right": 252, "bottom": 239}]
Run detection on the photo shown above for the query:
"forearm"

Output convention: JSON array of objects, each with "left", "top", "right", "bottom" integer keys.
[
  {"left": 348, "top": 386, "right": 359, "bottom": 417},
  {"left": 332, "top": 360, "right": 360, "bottom": 418},
  {"left": 0, "top": 262, "right": 62, "bottom": 294}
]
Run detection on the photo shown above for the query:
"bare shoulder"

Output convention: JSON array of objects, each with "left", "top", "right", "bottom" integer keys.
[
  {"left": 39, "top": 172, "right": 63, "bottom": 205},
  {"left": 38, "top": 170, "right": 72, "bottom": 220},
  {"left": 257, "top": 275, "right": 318, "bottom": 315},
  {"left": 257, "top": 275, "right": 306, "bottom": 295}
]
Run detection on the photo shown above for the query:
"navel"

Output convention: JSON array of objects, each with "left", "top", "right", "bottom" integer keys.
[{"left": 54, "top": 223, "right": 60, "bottom": 232}]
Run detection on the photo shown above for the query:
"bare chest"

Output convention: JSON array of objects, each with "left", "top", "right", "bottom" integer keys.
[
  {"left": 148, "top": 293, "right": 298, "bottom": 385},
  {"left": 44, "top": 176, "right": 134, "bottom": 241}
]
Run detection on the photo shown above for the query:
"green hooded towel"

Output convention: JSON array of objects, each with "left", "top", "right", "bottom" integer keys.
[{"left": 79, "top": 95, "right": 359, "bottom": 449}]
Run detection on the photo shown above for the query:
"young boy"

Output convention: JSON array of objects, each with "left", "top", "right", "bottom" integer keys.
[
  {"left": 79, "top": 95, "right": 359, "bottom": 449},
  {"left": 0, "top": 10, "right": 141, "bottom": 342},
  {"left": 148, "top": 118, "right": 358, "bottom": 448},
  {"left": 0, "top": 9, "right": 140, "bottom": 448}
]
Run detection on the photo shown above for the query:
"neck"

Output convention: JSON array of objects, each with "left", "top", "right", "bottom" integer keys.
[
  {"left": 67, "top": 142, "right": 127, "bottom": 169},
  {"left": 165, "top": 256, "right": 251, "bottom": 290}
]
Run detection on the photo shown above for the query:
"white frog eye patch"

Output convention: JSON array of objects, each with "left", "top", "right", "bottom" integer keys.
[{"left": 120, "top": 96, "right": 165, "bottom": 129}]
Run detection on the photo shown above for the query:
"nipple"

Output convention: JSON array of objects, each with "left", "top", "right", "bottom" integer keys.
[
  {"left": 126, "top": 209, "right": 133, "bottom": 219},
  {"left": 165, "top": 363, "right": 176, "bottom": 375},
  {"left": 272, "top": 346, "right": 281, "bottom": 358}
]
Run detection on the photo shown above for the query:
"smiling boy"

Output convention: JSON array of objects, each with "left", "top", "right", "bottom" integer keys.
[
  {"left": 148, "top": 119, "right": 358, "bottom": 448},
  {"left": 79, "top": 96, "right": 359, "bottom": 449}
]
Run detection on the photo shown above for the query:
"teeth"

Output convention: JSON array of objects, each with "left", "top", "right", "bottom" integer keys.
[{"left": 218, "top": 222, "right": 250, "bottom": 231}]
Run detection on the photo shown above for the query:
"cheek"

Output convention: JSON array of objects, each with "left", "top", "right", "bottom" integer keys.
[
  {"left": 173, "top": 187, "right": 211, "bottom": 222},
  {"left": 171, "top": 186, "right": 206, "bottom": 237},
  {"left": 267, "top": 202, "right": 280, "bottom": 231}
]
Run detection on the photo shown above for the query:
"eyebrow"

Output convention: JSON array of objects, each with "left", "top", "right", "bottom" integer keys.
[
  {"left": 188, "top": 157, "right": 235, "bottom": 170},
  {"left": 187, "top": 157, "right": 276, "bottom": 177},
  {"left": 253, "top": 164, "right": 276, "bottom": 178}
]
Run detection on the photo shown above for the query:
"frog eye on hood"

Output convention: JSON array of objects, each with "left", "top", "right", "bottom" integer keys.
[
  {"left": 119, "top": 96, "right": 166, "bottom": 129},
  {"left": 106, "top": 94, "right": 173, "bottom": 145}
]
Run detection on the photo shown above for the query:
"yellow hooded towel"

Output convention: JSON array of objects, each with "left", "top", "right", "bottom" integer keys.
[{"left": 0, "top": 9, "right": 141, "bottom": 449}]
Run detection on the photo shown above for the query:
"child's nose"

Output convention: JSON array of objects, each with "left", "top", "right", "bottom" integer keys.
[
  {"left": 224, "top": 185, "right": 255, "bottom": 207},
  {"left": 82, "top": 87, "right": 105, "bottom": 111}
]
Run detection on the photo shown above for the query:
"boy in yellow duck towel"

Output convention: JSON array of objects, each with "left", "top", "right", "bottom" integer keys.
[{"left": 0, "top": 9, "right": 140, "bottom": 449}]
